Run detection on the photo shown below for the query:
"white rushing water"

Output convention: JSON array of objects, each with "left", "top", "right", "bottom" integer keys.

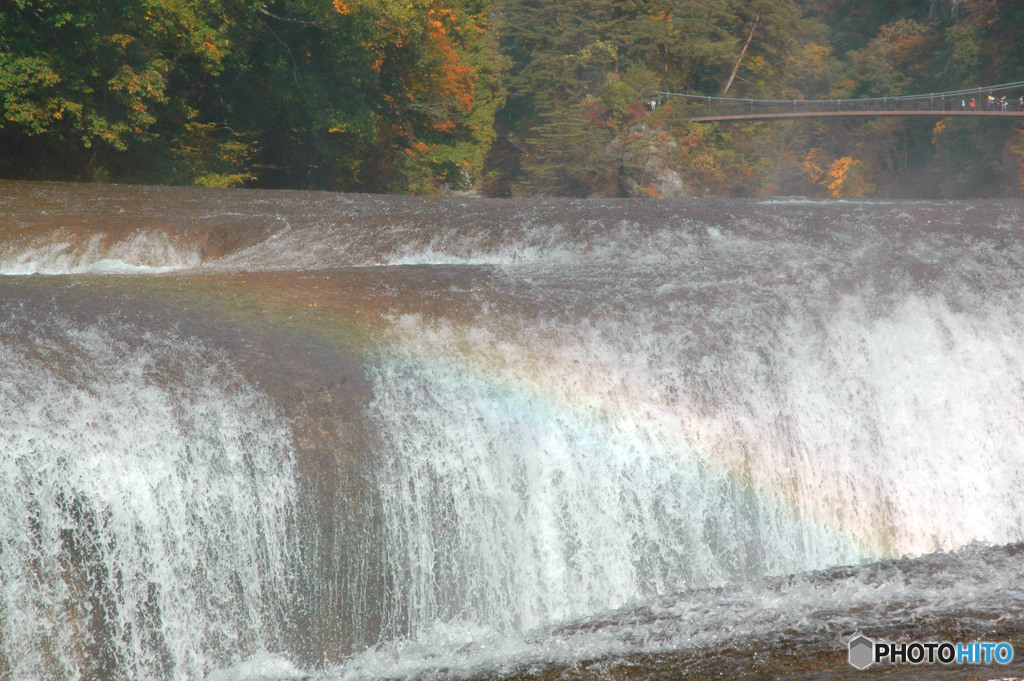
[
  {"left": 0, "top": 320, "right": 299, "bottom": 680},
  {"left": 333, "top": 202, "right": 1024, "bottom": 678},
  {"left": 3, "top": 186, "right": 1024, "bottom": 680},
  {"left": 0, "top": 231, "right": 203, "bottom": 275},
  {"left": 318, "top": 544, "right": 1024, "bottom": 681},
  {"left": 361, "top": 292, "right": 1024, "bottom": 637}
]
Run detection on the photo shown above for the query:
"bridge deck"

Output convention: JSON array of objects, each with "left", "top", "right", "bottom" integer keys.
[
  {"left": 659, "top": 82, "right": 1024, "bottom": 123},
  {"left": 690, "top": 110, "right": 1024, "bottom": 122}
]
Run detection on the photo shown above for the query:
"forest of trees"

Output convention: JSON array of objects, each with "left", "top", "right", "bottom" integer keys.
[{"left": 2, "top": 0, "right": 1024, "bottom": 198}]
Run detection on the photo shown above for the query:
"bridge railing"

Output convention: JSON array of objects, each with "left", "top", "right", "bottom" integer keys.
[{"left": 657, "top": 81, "right": 1024, "bottom": 119}]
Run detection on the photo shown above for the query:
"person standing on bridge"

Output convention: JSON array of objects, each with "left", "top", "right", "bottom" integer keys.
[{"left": 970, "top": 98, "right": 976, "bottom": 109}]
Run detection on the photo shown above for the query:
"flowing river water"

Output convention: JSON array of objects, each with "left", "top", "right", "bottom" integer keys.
[{"left": 0, "top": 180, "right": 1022, "bottom": 680}]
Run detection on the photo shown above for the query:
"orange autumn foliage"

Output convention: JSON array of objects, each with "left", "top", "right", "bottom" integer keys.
[
  {"left": 825, "top": 157, "right": 875, "bottom": 198},
  {"left": 423, "top": 5, "right": 476, "bottom": 117},
  {"left": 332, "top": 0, "right": 478, "bottom": 126},
  {"left": 801, "top": 148, "right": 828, "bottom": 184},
  {"left": 324, "top": 0, "right": 497, "bottom": 192}
]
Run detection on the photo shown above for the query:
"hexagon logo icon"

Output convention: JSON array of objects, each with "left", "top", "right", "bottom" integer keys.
[{"left": 849, "top": 635, "right": 875, "bottom": 669}]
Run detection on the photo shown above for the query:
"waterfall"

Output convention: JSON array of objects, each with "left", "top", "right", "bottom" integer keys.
[
  {"left": 1, "top": 183, "right": 1023, "bottom": 680},
  {"left": 0, "top": 317, "right": 298, "bottom": 680},
  {"left": 365, "top": 289, "right": 1024, "bottom": 640}
]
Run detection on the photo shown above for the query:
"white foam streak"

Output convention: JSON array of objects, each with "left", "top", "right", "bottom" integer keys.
[
  {"left": 0, "top": 232, "right": 201, "bottom": 275},
  {"left": 205, "top": 652, "right": 306, "bottom": 681}
]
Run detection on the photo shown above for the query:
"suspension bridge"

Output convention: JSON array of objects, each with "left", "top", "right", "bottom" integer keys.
[{"left": 658, "top": 81, "right": 1024, "bottom": 122}]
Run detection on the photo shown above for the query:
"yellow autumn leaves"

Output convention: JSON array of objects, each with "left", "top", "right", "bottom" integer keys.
[{"left": 803, "top": 148, "right": 877, "bottom": 198}]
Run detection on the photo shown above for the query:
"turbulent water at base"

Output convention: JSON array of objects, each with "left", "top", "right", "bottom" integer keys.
[{"left": 1, "top": 181, "right": 1022, "bottom": 680}]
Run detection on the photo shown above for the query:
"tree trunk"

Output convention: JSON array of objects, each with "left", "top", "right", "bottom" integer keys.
[{"left": 721, "top": 14, "right": 760, "bottom": 96}]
